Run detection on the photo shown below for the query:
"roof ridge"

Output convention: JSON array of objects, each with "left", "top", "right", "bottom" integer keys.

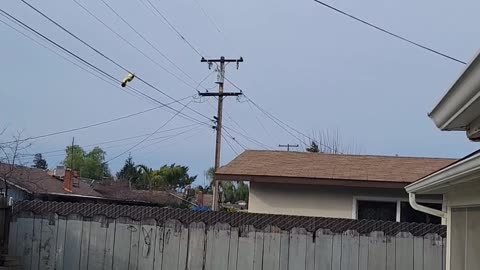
[{"left": 243, "top": 149, "right": 457, "bottom": 160}]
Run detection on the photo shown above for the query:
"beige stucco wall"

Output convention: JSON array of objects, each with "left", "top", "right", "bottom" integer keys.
[{"left": 248, "top": 182, "right": 433, "bottom": 218}]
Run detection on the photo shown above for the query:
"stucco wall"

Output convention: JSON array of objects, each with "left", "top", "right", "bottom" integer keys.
[{"left": 249, "top": 182, "right": 421, "bottom": 218}]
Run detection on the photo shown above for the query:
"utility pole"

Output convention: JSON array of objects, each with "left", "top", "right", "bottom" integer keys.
[
  {"left": 200, "top": 56, "right": 243, "bottom": 211},
  {"left": 70, "top": 137, "right": 75, "bottom": 170},
  {"left": 279, "top": 144, "right": 299, "bottom": 152}
]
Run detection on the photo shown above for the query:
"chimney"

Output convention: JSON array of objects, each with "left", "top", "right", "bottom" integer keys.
[
  {"left": 64, "top": 169, "right": 73, "bottom": 193},
  {"left": 196, "top": 191, "right": 204, "bottom": 206}
]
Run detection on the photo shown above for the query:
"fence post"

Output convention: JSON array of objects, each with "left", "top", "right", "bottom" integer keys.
[{"left": 0, "top": 197, "right": 10, "bottom": 254}]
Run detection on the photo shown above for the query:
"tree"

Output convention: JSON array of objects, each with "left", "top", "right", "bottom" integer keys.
[
  {"left": 157, "top": 164, "right": 196, "bottom": 190},
  {"left": 0, "top": 130, "right": 33, "bottom": 197},
  {"left": 306, "top": 141, "right": 319, "bottom": 153},
  {"left": 63, "top": 145, "right": 110, "bottom": 180},
  {"left": 221, "top": 181, "right": 236, "bottom": 203},
  {"left": 304, "top": 130, "right": 363, "bottom": 154},
  {"left": 32, "top": 153, "right": 48, "bottom": 169},
  {"left": 64, "top": 145, "right": 85, "bottom": 171},
  {"left": 235, "top": 182, "right": 249, "bottom": 202},
  {"left": 117, "top": 155, "right": 140, "bottom": 185},
  {"left": 132, "top": 164, "right": 166, "bottom": 190}
]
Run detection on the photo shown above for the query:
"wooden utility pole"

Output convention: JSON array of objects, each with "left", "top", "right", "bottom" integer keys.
[
  {"left": 279, "top": 144, "right": 299, "bottom": 152},
  {"left": 200, "top": 56, "right": 243, "bottom": 211}
]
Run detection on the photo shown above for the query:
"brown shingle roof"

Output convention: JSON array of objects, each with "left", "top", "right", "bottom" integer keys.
[
  {"left": 93, "top": 181, "right": 182, "bottom": 206},
  {"left": 0, "top": 163, "right": 102, "bottom": 197},
  {"left": 0, "top": 164, "right": 181, "bottom": 206},
  {"left": 216, "top": 150, "right": 456, "bottom": 185}
]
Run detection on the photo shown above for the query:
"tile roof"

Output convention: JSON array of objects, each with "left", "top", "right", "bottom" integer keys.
[{"left": 216, "top": 150, "right": 456, "bottom": 184}]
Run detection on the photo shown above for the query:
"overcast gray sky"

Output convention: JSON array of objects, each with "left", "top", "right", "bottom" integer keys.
[{"left": 1, "top": 0, "right": 479, "bottom": 185}]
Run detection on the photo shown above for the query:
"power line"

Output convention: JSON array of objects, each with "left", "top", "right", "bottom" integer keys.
[
  {"left": 22, "top": 123, "right": 199, "bottom": 155},
  {"left": 19, "top": 0, "right": 130, "bottom": 73},
  {"left": 72, "top": 0, "right": 202, "bottom": 90},
  {"left": 221, "top": 133, "right": 239, "bottom": 155},
  {"left": 17, "top": 124, "right": 202, "bottom": 162},
  {"left": 312, "top": 0, "right": 466, "bottom": 65},
  {"left": 0, "top": 96, "right": 192, "bottom": 145},
  {"left": 142, "top": 0, "right": 204, "bottom": 57},
  {"left": 223, "top": 126, "right": 271, "bottom": 150},
  {"left": 17, "top": 1, "right": 213, "bottom": 122},
  {"left": 95, "top": 0, "right": 203, "bottom": 88},
  {"left": 104, "top": 100, "right": 194, "bottom": 164},
  {"left": 0, "top": 8, "right": 212, "bottom": 127},
  {"left": 222, "top": 128, "right": 247, "bottom": 151},
  {"left": 224, "top": 77, "right": 337, "bottom": 151},
  {"left": 132, "top": 124, "right": 203, "bottom": 153}
]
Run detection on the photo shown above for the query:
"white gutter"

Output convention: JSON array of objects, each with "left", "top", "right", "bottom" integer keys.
[
  {"left": 429, "top": 50, "right": 480, "bottom": 131},
  {"left": 408, "top": 193, "right": 446, "bottom": 219}
]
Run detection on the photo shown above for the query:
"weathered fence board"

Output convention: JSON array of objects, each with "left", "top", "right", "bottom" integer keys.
[
  {"left": 228, "top": 226, "right": 239, "bottom": 270},
  {"left": 63, "top": 215, "right": 82, "bottom": 270},
  {"left": 39, "top": 215, "right": 58, "bottom": 270},
  {"left": 9, "top": 213, "right": 447, "bottom": 270},
  {"left": 262, "top": 226, "right": 281, "bottom": 270},
  {"left": 278, "top": 230, "right": 289, "bottom": 270},
  {"left": 368, "top": 231, "right": 386, "bottom": 270},
  {"left": 288, "top": 228, "right": 307, "bottom": 270},
  {"left": 237, "top": 226, "right": 255, "bottom": 270},
  {"left": 386, "top": 235, "right": 396, "bottom": 270},
  {"left": 152, "top": 225, "right": 165, "bottom": 270},
  {"left": 162, "top": 220, "right": 182, "bottom": 270},
  {"left": 358, "top": 235, "right": 369, "bottom": 270},
  {"left": 315, "top": 229, "right": 333, "bottom": 270},
  {"left": 340, "top": 231, "right": 359, "bottom": 270},
  {"left": 87, "top": 216, "right": 107, "bottom": 270},
  {"left": 187, "top": 222, "right": 206, "bottom": 270},
  {"left": 113, "top": 218, "right": 133, "bottom": 270},
  {"left": 54, "top": 217, "right": 66, "bottom": 270},
  {"left": 414, "top": 236, "right": 425, "bottom": 270},
  {"left": 138, "top": 219, "right": 157, "bottom": 270},
  {"left": 127, "top": 221, "right": 140, "bottom": 270},
  {"left": 396, "top": 232, "right": 414, "bottom": 270}
]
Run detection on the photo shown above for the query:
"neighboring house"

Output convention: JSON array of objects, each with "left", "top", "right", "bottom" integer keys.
[
  {"left": 216, "top": 150, "right": 454, "bottom": 223},
  {"left": 406, "top": 51, "right": 480, "bottom": 270},
  {"left": 0, "top": 163, "right": 182, "bottom": 207}
]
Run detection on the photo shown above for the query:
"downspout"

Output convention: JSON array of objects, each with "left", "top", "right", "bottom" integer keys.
[{"left": 408, "top": 193, "right": 447, "bottom": 219}]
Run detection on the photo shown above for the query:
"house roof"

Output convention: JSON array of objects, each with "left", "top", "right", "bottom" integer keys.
[
  {"left": 216, "top": 150, "right": 456, "bottom": 188},
  {"left": 0, "top": 163, "right": 103, "bottom": 198},
  {"left": 0, "top": 164, "right": 182, "bottom": 206},
  {"left": 92, "top": 181, "right": 182, "bottom": 206}
]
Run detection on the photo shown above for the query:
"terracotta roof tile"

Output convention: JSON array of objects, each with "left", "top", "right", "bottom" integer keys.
[{"left": 216, "top": 150, "right": 456, "bottom": 183}]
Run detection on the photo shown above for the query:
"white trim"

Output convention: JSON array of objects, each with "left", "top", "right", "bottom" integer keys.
[
  {"left": 406, "top": 151, "right": 480, "bottom": 194},
  {"left": 352, "top": 195, "right": 443, "bottom": 222},
  {"left": 396, "top": 201, "right": 401, "bottom": 222},
  {"left": 429, "top": 50, "right": 480, "bottom": 131}
]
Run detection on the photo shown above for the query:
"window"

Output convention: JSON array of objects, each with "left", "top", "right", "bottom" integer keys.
[
  {"left": 354, "top": 197, "right": 443, "bottom": 224},
  {"left": 400, "top": 202, "right": 442, "bottom": 224},
  {"left": 357, "top": 200, "right": 397, "bottom": 221}
]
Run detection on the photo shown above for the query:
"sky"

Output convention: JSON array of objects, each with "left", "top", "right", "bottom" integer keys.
[{"left": 1, "top": 0, "right": 479, "bottom": 186}]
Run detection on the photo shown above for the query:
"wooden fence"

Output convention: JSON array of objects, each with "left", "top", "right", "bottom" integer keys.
[{"left": 9, "top": 212, "right": 445, "bottom": 270}]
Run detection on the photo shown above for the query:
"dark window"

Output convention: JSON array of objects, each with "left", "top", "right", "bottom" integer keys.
[
  {"left": 357, "top": 200, "right": 397, "bottom": 221},
  {"left": 400, "top": 202, "right": 442, "bottom": 224}
]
